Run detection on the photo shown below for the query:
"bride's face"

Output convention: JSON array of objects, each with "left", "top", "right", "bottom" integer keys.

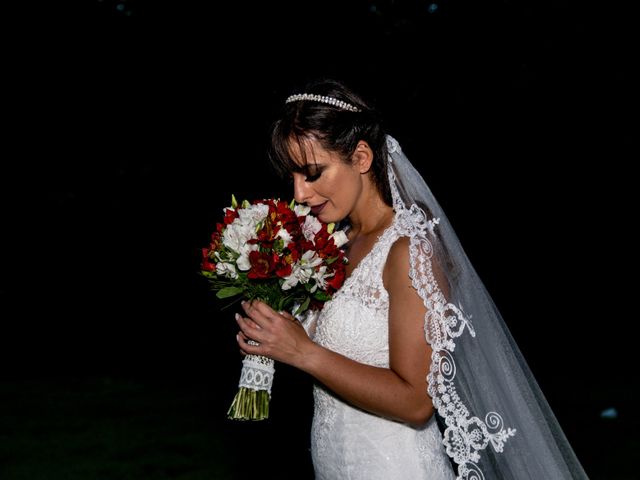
[{"left": 289, "top": 138, "right": 363, "bottom": 223}]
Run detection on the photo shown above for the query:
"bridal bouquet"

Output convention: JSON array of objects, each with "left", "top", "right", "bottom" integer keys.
[{"left": 200, "top": 196, "right": 348, "bottom": 420}]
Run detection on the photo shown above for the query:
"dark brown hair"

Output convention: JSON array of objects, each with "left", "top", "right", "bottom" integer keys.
[{"left": 269, "top": 78, "right": 392, "bottom": 206}]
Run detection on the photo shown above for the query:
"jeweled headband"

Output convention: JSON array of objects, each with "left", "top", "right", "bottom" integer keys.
[{"left": 285, "top": 93, "right": 361, "bottom": 112}]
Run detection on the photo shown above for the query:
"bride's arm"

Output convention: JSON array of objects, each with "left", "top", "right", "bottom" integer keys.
[{"left": 236, "top": 237, "right": 439, "bottom": 427}]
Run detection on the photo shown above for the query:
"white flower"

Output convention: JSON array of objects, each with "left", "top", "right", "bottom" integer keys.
[
  {"left": 310, "top": 265, "right": 329, "bottom": 293},
  {"left": 221, "top": 204, "right": 270, "bottom": 271},
  {"left": 216, "top": 262, "right": 238, "bottom": 279},
  {"left": 300, "top": 250, "right": 323, "bottom": 268},
  {"left": 294, "top": 204, "right": 311, "bottom": 216},
  {"left": 281, "top": 251, "right": 323, "bottom": 290},
  {"left": 222, "top": 222, "right": 254, "bottom": 254},
  {"left": 302, "top": 215, "right": 322, "bottom": 242},
  {"left": 237, "top": 203, "right": 269, "bottom": 225},
  {"left": 222, "top": 203, "right": 269, "bottom": 256},
  {"left": 236, "top": 243, "right": 259, "bottom": 271},
  {"left": 275, "top": 226, "right": 293, "bottom": 245},
  {"left": 281, "top": 264, "right": 310, "bottom": 290},
  {"left": 329, "top": 230, "right": 349, "bottom": 248}
]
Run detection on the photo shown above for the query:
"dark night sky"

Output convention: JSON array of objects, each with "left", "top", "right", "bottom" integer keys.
[{"left": 1, "top": 0, "right": 635, "bottom": 420}]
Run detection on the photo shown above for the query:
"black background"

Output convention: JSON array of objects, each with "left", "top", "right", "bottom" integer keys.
[{"left": 1, "top": 1, "right": 635, "bottom": 478}]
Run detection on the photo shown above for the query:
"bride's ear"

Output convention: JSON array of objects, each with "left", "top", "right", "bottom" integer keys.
[{"left": 353, "top": 140, "right": 373, "bottom": 174}]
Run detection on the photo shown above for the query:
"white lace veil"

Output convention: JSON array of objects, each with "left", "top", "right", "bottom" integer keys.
[{"left": 386, "top": 135, "right": 588, "bottom": 479}]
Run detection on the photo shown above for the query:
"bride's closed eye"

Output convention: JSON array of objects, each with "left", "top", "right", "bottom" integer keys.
[
  {"left": 287, "top": 167, "right": 324, "bottom": 183},
  {"left": 305, "top": 171, "right": 322, "bottom": 182},
  {"left": 304, "top": 164, "right": 325, "bottom": 182}
]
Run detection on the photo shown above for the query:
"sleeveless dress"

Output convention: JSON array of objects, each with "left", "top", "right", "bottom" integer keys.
[{"left": 310, "top": 215, "right": 457, "bottom": 479}]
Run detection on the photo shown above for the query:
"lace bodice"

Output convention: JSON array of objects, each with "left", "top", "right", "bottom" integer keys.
[
  {"left": 310, "top": 215, "right": 456, "bottom": 480},
  {"left": 313, "top": 221, "right": 393, "bottom": 367}
]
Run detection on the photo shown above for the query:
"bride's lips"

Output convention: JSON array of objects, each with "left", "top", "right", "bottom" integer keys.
[{"left": 310, "top": 202, "right": 327, "bottom": 215}]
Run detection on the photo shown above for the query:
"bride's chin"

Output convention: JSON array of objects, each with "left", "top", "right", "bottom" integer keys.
[
  {"left": 319, "top": 207, "right": 347, "bottom": 224},
  {"left": 320, "top": 212, "right": 340, "bottom": 224}
]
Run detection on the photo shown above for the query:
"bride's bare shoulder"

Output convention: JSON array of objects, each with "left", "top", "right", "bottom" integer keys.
[
  {"left": 382, "top": 237, "right": 412, "bottom": 291},
  {"left": 383, "top": 236, "right": 450, "bottom": 298}
]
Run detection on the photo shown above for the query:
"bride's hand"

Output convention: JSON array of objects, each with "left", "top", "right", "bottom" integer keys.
[{"left": 235, "top": 299, "right": 313, "bottom": 368}]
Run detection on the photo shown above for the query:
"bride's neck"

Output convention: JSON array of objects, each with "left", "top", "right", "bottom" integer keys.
[{"left": 347, "top": 200, "right": 394, "bottom": 239}]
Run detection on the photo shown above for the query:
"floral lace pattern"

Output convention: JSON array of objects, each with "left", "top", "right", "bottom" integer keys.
[{"left": 387, "top": 136, "right": 517, "bottom": 480}]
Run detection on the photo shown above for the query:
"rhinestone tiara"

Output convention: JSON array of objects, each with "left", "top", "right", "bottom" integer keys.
[{"left": 285, "top": 93, "right": 361, "bottom": 112}]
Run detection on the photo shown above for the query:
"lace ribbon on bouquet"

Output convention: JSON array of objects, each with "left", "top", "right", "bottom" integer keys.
[
  {"left": 227, "top": 341, "right": 274, "bottom": 421},
  {"left": 238, "top": 347, "right": 275, "bottom": 394}
]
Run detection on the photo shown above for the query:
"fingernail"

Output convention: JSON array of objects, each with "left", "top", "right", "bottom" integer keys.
[
  {"left": 235, "top": 313, "right": 241, "bottom": 321},
  {"left": 236, "top": 334, "right": 240, "bottom": 342}
]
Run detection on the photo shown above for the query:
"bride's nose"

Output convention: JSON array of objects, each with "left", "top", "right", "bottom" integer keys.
[{"left": 293, "top": 174, "right": 313, "bottom": 204}]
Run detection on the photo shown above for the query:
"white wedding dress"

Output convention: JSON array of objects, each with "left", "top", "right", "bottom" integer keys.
[{"left": 309, "top": 215, "right": 456, "bottom": 480}]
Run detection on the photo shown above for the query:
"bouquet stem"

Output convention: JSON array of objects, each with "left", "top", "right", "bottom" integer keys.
[
  {"left": 227, "top": 347, "right": 275, "bottom": 421},
  {"left": 227, "top": 387, "right": 270, "bottom": 420}
]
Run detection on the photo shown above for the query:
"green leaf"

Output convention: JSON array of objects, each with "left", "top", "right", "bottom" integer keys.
[
  {"left": 294, "top": 296, "right": 311, "bottom": 316},
  {"left": 289, "top": 198, "right": 296, "bottom": 209},
  {"left": 216, "top": 286, "right": 245, "bottom": 299},
  {"left": 314, "top": 291, "right": 331, "bottom": 301},
  {"left": 231, "top": 194, "right": 238, "bottom": 209},
  {"left": 327, "top": 222, "right": 335, "bottom": 234}
]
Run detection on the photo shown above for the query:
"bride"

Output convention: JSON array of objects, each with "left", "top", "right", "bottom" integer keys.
[{"left": 234, "top": 78, "right": 588, "bottom": 479}]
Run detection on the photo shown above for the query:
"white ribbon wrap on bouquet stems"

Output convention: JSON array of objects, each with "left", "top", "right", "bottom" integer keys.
[{"left": 238, "top": 344, "right": 275, "bottom": 395}]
